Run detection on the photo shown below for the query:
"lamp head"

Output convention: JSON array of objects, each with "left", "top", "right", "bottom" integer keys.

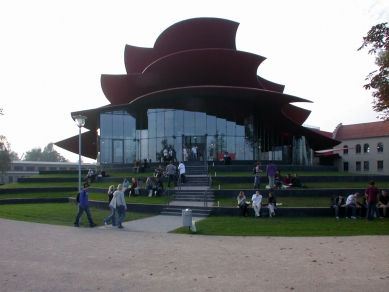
[{"left": 73, "top": 115, "right": 87, "bottom": 128}]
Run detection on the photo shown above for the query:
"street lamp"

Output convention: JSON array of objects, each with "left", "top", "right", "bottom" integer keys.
[{"left": 73, "top": 115, "right": 87, "bottom": 193}]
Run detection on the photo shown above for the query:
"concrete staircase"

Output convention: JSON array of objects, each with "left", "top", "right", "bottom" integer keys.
[{"left": 160, "top": 162, "right": 214, "bottom": 217}]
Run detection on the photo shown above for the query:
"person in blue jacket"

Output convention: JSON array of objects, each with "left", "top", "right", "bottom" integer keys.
[{"left": 74, "top": 183, "right": 97, "bottom": 228}]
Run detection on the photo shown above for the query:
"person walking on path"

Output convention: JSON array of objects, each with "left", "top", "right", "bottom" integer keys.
[
  {"left": 266, "top": 161, "right": 277, "bottom": 190},
  {"left": 74, "top": 183, "right": 97, "bottom": 228},
  {"left": 166, "top": 161, "right": 177, "bottom": 188},
  {"left": 103, "top": 185, "right": 116, "bottom": 226},
  {"left": 111, "top": 184, "right": 127, "bottom": 228},
  {"left": 254, "top": 162, "right": 262, "bottom": 189},
  {"left": 365, "top": 180, "right": 379, "bottom": 221},
  {"left": 178, "top": 161, "right": 186, "bottom": 184},
  {"left": 251, "top": 190, "right": 262, "bottom": 217}
]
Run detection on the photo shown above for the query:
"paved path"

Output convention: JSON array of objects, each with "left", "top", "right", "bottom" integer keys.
[{"left": 1, "top": 218, "right": 388, "bottom": 292}]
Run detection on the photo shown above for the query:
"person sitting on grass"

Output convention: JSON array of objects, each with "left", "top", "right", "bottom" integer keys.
[
  {"left": 237, "top": 191, "right": 249, "bottom": 217},
  {"left": 283, "top": 173, "right": 292, "bottom": 186},
  {"left": 292, "top": 173, "right": 307, "bottom": 188},
  {"left": 154, "top": 165, "right": 164, "bottom": 178},
  {"left": 154, "top": 177, "right": 164, "bottom": 197}
]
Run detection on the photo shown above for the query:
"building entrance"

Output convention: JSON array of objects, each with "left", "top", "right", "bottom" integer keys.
[{"left": 182, "top": 135, "right": 206, "bottom": 162}]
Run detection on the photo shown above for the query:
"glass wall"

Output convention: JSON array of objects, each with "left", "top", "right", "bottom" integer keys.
[{"left": 99, "top": 108, "right": 288, "bottom": 163}]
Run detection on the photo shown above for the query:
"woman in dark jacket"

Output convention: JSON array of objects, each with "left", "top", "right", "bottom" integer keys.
[{"left": 268, "top": 192, "right": 276, "bottom": 217}]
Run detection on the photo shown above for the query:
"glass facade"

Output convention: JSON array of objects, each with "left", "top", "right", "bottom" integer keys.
[{"left": 99, "top": 108, "right": 295, "bottom": 164}]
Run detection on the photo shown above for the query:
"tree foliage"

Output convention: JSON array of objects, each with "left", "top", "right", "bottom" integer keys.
[
  {"left": 0, "top": 136, "right": 12, "bottom": 174},
  {"left": 24, "top": 142, "right": 69, "bottom": 162},
  {"left": 358, "top": 22, "right": 389, "bottom": 119}
]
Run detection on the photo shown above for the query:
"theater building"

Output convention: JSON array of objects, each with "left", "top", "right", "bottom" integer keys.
[{"left": 55, "top": 17, "right": 339, "bottom": 164}]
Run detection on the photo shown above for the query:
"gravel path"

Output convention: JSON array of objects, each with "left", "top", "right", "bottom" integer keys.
[{"left": 0, "top": 218, "right": 388, "bottom": 291}]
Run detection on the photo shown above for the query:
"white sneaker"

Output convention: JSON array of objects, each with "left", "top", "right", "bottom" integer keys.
[
  {"left": 345, "top": 217, "right": 348, "bottom": 219},
  {"left": 104, "top": 221, "right": 108, "bottom": 226},
  {"left": 336, "top": 216, "right": 339, "bottom": 219},
  {"left": 351, "top": 216, "right": 356, "bottom": 219}
]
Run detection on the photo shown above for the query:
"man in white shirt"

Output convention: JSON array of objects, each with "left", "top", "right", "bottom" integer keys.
[
  {"left": 251, "top": 190, "right": 262, "bottom": 217},
  {"left": 191, "top": 145, "right": 197, "bottom": 161},
  {"left": 345, "top": 193, "right": 362, "bottom": 219},
  {"left": 178, "top": 161, "right": 186, "bottom": 184}
]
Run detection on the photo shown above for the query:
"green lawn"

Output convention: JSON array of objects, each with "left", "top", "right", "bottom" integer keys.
[
  {"left": 210, "top": 171, "right": 372, "bottom": 177},
  {"left": 0, "top": 203, "right": 155, "bottom": 227},
  {"left": 172, "top": 216, "right": 389, "bottom": 236}
]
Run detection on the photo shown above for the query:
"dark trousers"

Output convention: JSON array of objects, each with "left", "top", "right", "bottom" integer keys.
[
  {"left": 74, "top": 206, "right": 94, "bottom": 226},
  {"left": 180, "top": 173, "right": 186, "bottom": 183},
  {"left": 168, "top": 174, "right": 177, "bottom": 187},
  {"left": 239, "top": 204, "right": 248, "bottom": 217},
  {"left": 366, "top": 202, "right": 376, "bottom": 221}
]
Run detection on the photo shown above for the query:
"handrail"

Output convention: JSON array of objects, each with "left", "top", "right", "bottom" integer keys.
[{"left": 162, "top": 189, "right": 170, "bottom": 211}]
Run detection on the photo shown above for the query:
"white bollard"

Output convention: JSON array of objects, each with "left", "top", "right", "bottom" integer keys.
[{"left": 218, "top": 185, "right": 220, "bottom": 190}]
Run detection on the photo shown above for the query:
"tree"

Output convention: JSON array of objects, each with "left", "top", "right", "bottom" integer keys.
[
  {"left": 0, "top": 136, "right": 12, "bottom": 175},
  {"left": 358, "top": 22, "right": 389, "bottom": 119},
  {"left": 24, "top": 142, "right": 69, "bottom": 162}
]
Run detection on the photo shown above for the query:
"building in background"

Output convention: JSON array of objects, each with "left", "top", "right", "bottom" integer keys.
[
  {"left": 55, "top": 18, "right": 339, "bottom": 165},
  {"left": 331, "top": 122, "right": 389, "bottom": 175}
]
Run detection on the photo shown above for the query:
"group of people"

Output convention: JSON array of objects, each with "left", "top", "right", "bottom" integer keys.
[
  {"left": 253, "top": 161, "right": 306, "bottom": 189},
  {"left": 163, "top": 148, "right": 177, "bottom": 164},
  {"left": 183, "top": 145, "right": 203, "bottom": 161},
  {"left": 332, "top": 181, "right": 389, "bottom": 220},
  {"left": 84, "top": 169, "right": 109, "bottom": 184},
  {"left": 237, "top": 190, "right": 277, "bottom": 218}
]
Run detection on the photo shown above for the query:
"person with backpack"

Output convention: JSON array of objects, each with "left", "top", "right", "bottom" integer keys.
[
  {"left": 74, "top": 183, "right": 97, "bottom": 228},
  {"left": 253, "top": 162, "right": 262, "bottom": 189}
]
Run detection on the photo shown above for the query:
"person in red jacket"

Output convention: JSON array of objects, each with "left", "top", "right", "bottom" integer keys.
[{"left": 365, "top": 180, "right": 379, "bottom": 221}]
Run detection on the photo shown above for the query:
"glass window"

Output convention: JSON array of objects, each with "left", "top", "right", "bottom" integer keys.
[
  {"left": 148, "top": 110, "right": 157, "bottom": 138},
  {"left": 148, "top": 138, "right": 157, "bottom": 163},
  {"left": 236, "top": 124, "right": 244, "bottom": 136},
  {"left": 164, "top": 110, "right": 174, "bottom": 137},
  {"left": 112, "top": 114, "right": 124, "bottom": 139},
  {"left": 195, "top": 112, "right": 206, "bottom": 135},
  {"left": 112, "top": 140, "right": 124, "bottom": 163},
  {"left": 363, "top": 143, "right": 369, "bottom": 153},
  {"left": 217, "top": 118, "right": 227, "bottom": 136},
  {"left": 226, "top": 136, "right": 236, "bottom": 155},
  {"left": 206, "top": 115, "right": 217, "bottom": 136},
  {"left": 356, "top": 144, "right": 361, "bottom": 154},
  {"left": 343, "top": 145, "right": 348, "bottom": 155},
  {"left": 100, "top": 138, "right": 112, "bottom": 164},
  {"left": 226, "top": 121, "right": 236, "bottom": 136},
  {"left": 100, "top": 114, "right": 112, "bottom": 139},
  {"left": 184, "top": 111, "right": 195, "bottom": 135},
  {"left": 123, "top": 115, "right": 136, "bottom": 139},
  {"left": 156, "top": 110, "right": 165, "bottom": 138},
  {"left": 377, "top": 142, "right": 383, "bottom": 153},
  {"left": 236, "top": 136, "right": 245, "bottom": 160},
  {"left": 356, "top": 161, "right": 361, "bottom": 171},
  {"left": 378, "top": 160, "right": 383, "bottom": 171},
  {"left": 364, "top": 161, "right": 369, "bottom": 171},
  {"left": 343, "top": 162, "right": 348, "bottom": 171},
  {"left": 174, "top": 110, "right": 184, "bottom": 136}
]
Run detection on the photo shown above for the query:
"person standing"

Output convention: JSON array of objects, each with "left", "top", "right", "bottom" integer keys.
[
  {"left": 74, "top": 183, "right": 97, "bottom": 228},
  {"left": 251, "top": 190, "right": 262, "bottom": 217},
  {"left": 254, "top": 162, "right": 262, "bottom": 189},
  {"left": 103, "top": 185, "right": 116, "bottom": 226},
  {"left": 266, "top": 161, "right": 277, "bottom": 189},
  {"left": 191, "top": 145, "right": 197, "bottom": 161},
  {"left": 166, "top": 161, "right": 177, "bottom": 188},
  {"left": 183, "top": 146, "right": 188, "bottom": 161},
  {"left": 365, "top": 180, "right": 379, "bottom": 221},
  {"left": 111, "top": 184, "right": 127, "bottom": 228},
  {"left": 178, "top": 161, "right": 186, "bottom": 184}
]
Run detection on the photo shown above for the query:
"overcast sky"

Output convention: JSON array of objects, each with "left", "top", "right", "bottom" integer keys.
[{"left": 0, "top": 0, "right": 388, "bottom": 163}]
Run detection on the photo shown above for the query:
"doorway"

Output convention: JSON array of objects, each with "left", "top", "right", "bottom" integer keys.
[{"left": 182, "top": 135, "right": 206, "bottom": 162}]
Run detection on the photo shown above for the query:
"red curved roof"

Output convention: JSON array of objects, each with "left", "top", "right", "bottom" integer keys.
[{"left": 124, "top": 18, "right": 239, "bottom": 74}]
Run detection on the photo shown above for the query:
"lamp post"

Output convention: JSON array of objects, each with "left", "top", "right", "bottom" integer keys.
[{"left": 73, "top": 115, "right": 87, "bottom": 193}]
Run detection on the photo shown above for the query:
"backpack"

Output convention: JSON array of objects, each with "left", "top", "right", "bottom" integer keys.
[{"left": 76, "top": 192, "right": 80, "bottom": 203}]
